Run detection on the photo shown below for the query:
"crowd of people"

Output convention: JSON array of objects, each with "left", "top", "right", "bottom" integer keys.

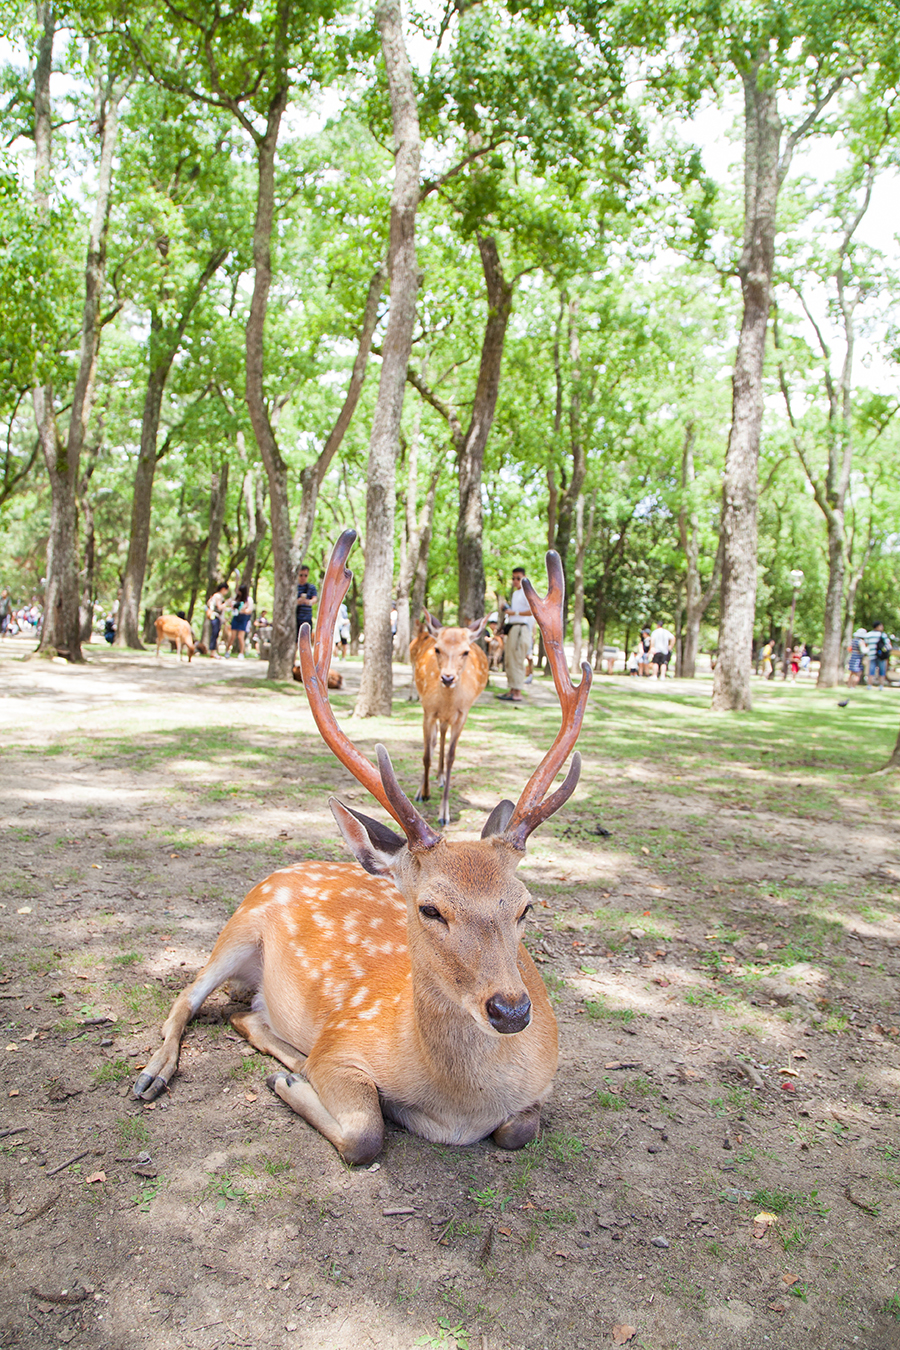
[
  {"left": 0, "top": 591, "right": 42, "bottom": 637},
  {"left": 3, "top": 567, "right": 896, "bottom": 693}
]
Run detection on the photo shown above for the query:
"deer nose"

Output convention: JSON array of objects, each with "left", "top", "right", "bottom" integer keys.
[
  {"left": 485, "top": 992, "right": 532, "bottom": 1034},
  {"left": 440, "top": 673, "right": 456, "bottom": 686}
]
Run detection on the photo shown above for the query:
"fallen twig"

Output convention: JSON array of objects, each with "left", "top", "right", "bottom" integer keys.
[
  {"left": 30, "top": 1287, "right": 89, "bottom": 1305},
  {"left": 0, "top": 1127, "right": 28, "bottom": 1140},
  {"left": 47, "top": 1150, "right": 91, "bottom": 1176}
]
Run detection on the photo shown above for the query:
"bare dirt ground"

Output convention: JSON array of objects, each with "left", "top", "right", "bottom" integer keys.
[{"left": 0, "top": 640, "right": 898, "bottom": 1350}]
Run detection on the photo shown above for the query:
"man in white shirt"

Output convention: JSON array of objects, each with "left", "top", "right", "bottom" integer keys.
[
  {"left": 498, "top": 567, "right": 534, "bottom": 702},
  {"left": 649, "top": 624, "right": 675, "bottom": 679}
]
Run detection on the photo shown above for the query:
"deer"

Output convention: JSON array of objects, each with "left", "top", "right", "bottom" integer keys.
[
  {"left": 487, "top": 626, "right": 505, "bottom": 671},
  {"left": 154, "top": 614, "right": 196, "bottom": 662},
  {"left": 411, "top": 612, "right": 490, "bottom": 826},
  {"left": 134, "top": 530, "right": 591, "bottom": 1165}
]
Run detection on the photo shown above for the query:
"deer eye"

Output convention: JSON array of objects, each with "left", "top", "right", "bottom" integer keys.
[
  {"left": 419, "top": 904, "right": 448, "bottom": 925},
  {"left": 517, "top": 904, "right": 533, "bottom": 923}
]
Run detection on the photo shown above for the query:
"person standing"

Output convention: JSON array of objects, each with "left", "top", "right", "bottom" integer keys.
[
  {"left": 206, "top": 583, "right": 229, "bottom": 659},
  {"left": 295, "top": 565, "right": 318, "bottom": 638},
  {"left": 334, "top": 601, "right": 350, "bottom": 659},
  {"left": 497, "top": 566, "right": 534, "bottom": 703},
  {"left": 0, "top": 590, "right": 10, "bottom": 637},
  {"left": 229, "top": 585, "right": 254, "bottom": 659},
  {"left": 638, "top": 627, "right": 652, "bottom": 676},
  {"left": 649, "top": 622, "right": 675, "bottom": 678},
  {"left": 869, "top": 622, "right": 892, "bottom": 688},
  {"left": 848, "top": 628, "right": 868, "bottom": 686}
]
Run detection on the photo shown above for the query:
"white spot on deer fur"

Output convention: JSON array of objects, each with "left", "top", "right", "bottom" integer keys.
[
  {"left": 274, "top": 886, "right": 292, "bottom": 904},
  {"left": 261, "top": 883, "right": 272, "bottom": 895},
  {"left": 370, "top": 915, "right": 383, "bottom": 929},
  {"left": 311, "top": 912, "right": 333, "bottom": 931},
  {"left": 358, "top": 1001, "right": 382, "bottom": 1021},
  {"left": 348, "top": 961, "right": 364, "bottom": 979},
  {"left": 349, "top": 987, "right": 369, "bottom": 1007}
]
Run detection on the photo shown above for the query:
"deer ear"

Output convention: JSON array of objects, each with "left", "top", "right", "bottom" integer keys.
[
  {"left": 468, "top": 616, "right": 488, "bottom": 639},
  {"left": 423, "top": 609, "right": 442, "bottom": 637},
  {"left": 330, "top": 799, "right": 406, "bottom": 876},
  {"left": 481, "top": 800, "right": 515, "bottom": 838}
]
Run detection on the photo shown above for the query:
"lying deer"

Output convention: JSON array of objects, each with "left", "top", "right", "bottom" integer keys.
[
  {"left": 411, "top": 612, "right": 490, "bottom": 826},
  {"left": 134, "top": 531, "right": 591, "bottom": 1164},
  {"left": 154, "top": 615, "right": 196, "bottom": 662}
]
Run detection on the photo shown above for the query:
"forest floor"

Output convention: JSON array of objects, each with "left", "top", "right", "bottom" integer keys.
[{"left": 0, "top": 637, "right": 898, "bottom": 1350}]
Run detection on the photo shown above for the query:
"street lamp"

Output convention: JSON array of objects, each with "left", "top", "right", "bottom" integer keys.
[{"left": 783, "top": 569, "right": 804, "bottom": 680}]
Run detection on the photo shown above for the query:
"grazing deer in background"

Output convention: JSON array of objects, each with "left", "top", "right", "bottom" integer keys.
[
  {"left": 135, "top": 530, "right": 591, "bottom": 1164},
  {"left": 487, "top": 625, "right": 505, "bottom": 671},
  {"left": 411, "top": 612, "right": 490, "bottom": 826},
  {"left": 154, "top": 615, "right": 196, "bottom": 662}
]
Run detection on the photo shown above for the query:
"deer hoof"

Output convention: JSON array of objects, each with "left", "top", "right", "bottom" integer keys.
[{"left": 133, "top": 1072, "right": 169, "bottom": 1101}]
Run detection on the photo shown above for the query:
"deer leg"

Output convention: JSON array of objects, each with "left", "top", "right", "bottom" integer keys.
[
  {"left": 492, "top": 1101, "right": 542, "bottom": 1150},
  {"left": 134, "top": 942, "right": 259, "bottom": 1101},
  {"left": 437, "top": 723, "right": 448, "bottom": 786},
  {"left": 267, "top": 1065, "right": 384, "bottom": 1166},
  {"left": 230, "top": 1011, "right": 307, "bottom": 1073},
  {"left": 439, "top": 726, "right": 461, "bottom": 826},
  {"left": 416, "top": 718, "right": 434, "bottom": 802}
]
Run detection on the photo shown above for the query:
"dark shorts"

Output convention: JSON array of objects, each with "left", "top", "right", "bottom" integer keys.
[
  {"left": 652, "top": 651, "right": 670, "bottom": 666},
  {"left": 231, "top": 614, "right": 251, "bottom": 633}
]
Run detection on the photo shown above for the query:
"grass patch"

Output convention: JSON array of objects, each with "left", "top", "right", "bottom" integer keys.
[{"left": 93, "top": 1057, "right": 132, "bottom": 1084}]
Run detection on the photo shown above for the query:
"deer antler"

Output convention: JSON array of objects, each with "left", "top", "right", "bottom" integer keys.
[
  {"left": 504, "top": 551, "right": 592, "bottom": 849},
  {"left": 298, "top": 531, "right": 442, "bottom": 852}
]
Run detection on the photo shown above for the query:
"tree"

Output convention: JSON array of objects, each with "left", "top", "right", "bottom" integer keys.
[
  {"left": 113, "top": 87, "right": 240, "bottom": 647},
  {"left": 354, "top": 0, "right": 421, "bottom": 717},
  {"left": 30, "top": 4, "right": 132, "bottom": 659},
  {"left": 542, "top": 0, "right": 900, "bottom": 707},
  {"left": 775, "top": 101, "right": 897, "bottom": 685}
]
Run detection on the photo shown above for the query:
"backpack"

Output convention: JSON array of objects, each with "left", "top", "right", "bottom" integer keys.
[{"left": 876, "top": 634, "right": 890, "bottom": 660}]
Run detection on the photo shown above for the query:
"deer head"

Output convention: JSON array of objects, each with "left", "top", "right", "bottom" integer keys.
[{"left": 422, "top": 611, "right": 488, "bottom": 688}]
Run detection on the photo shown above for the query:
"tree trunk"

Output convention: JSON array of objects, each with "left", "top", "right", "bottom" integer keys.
[
  {"left": 244, "top": 87, "right": 295, "bottom": 680},
  {"left": 570, "top": 491, "right": 594, "bottom": 674},
  {"left": 239, "top": 467, "right": 267, "bottom": 592},
  {"left": 679, "top": 420, "right": 723, "bottom": 678},
  {"left": 37, "top": 52, "right": 129, "bottom": 659},
  {"left": 819, "top": 523, "right": 846, "bottom": 684},
  {"left": 116, "top": 250, "right": 226, "bottom": 649},
  {"left": 294, "top": 265, "right": 386, "bottom": 563},
  {"left": 456, "top": 235, "right": 514, "bottom": 626},
  {"left": 554, "top": 297, "right": 588, "bottom": 575},
  {"left": 355, "top": 0, "right": 421, "bottom": 717},
  {"left": 712, "top": 59, "right": 780, "bottom": 711}
]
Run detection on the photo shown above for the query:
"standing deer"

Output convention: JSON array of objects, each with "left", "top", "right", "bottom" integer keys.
[
  {"left": 411, "top": 612, "right": 490, "bottom": 826},
  {"left": 134, "top": 531, "right": 591, "bottom": 1164},
  {"left": 154, "top": 614, "right": 196, "bottom": 662}
]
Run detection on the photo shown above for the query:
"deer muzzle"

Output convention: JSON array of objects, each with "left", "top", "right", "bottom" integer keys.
[{"left": 485, "top": 991, "right": 532, "bottom": 1034}]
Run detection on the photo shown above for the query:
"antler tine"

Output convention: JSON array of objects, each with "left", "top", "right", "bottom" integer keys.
[
  {"left": 376, "top": 745, "right": 442, "bottom": 851},
  {"left": 312, "top": 529, "right": 355, "bottom": 683},
  {"left": 298, "top": 532, "right": 441, "bottom": 847},
  {"left": 505, "top": 551, "right": 592, "bottom": 849}
]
